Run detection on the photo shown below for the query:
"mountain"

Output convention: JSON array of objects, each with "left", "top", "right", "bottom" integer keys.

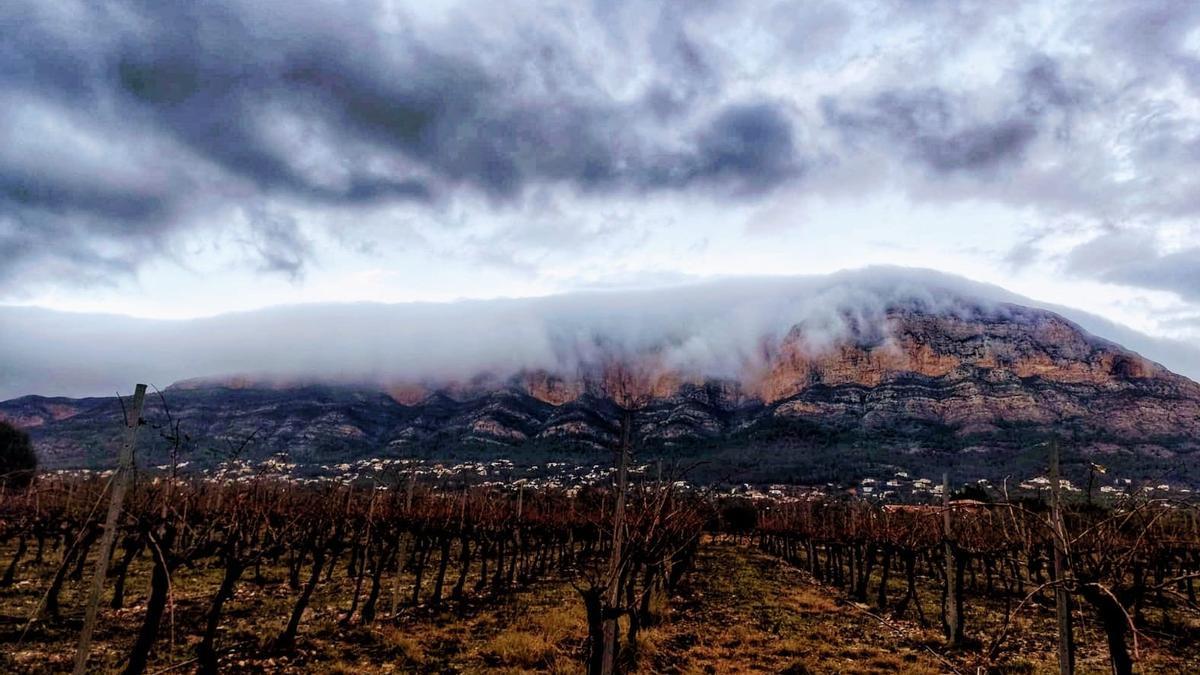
[{"left": 4, "top": 297, "right": 1199, "bottom": 484}]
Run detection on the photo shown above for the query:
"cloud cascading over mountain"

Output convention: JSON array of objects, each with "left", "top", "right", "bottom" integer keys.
[{"left": 3, "top": 267, "right": 1199, "bottom": 402}]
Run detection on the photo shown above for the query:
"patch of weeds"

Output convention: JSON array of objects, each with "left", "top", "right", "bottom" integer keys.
[
  {"left": 481, "top": 630, "right": 556, "bottom": 669},
  {"left": 376, "top": 625, "right": 426, "bottom": 666}
]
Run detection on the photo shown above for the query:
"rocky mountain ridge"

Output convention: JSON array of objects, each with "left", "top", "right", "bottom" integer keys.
[{"left": 4, "top": 302, "right": 1199, "bottom": 480}]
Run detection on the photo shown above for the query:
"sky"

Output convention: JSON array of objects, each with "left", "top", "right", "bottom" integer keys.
[{"left": 2, "top": 0, "right": 1200, "bottom": 384}]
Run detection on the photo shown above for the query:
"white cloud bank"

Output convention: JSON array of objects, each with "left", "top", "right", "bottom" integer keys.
[{"left": 2, "top": 267, "right": 1198, "bottom": 400}]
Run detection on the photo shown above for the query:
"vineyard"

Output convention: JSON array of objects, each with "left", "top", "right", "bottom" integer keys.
[
  {"left": 753, "top": 485, "right": 1200, "bottom": 673},
  {"left": 2, "top": 395, "right": 1200, "bottom": 674},
  {"left": 2, "top": 472, "right": 1200, "bottom": 673},
  {"left": 0, "top": 464, "right": 714, "bottom": 673}
]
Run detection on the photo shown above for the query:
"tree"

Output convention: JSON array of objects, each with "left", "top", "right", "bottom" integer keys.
[{"left": 0, "top": 420, "right": 36, "bottom": 488}]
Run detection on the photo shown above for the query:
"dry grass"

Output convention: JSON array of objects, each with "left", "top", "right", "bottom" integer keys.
[
  {"left": 527, "top": 603, "right": 586, "bottom": 647},
  {"left": 475, "top": 583, "right": 587, "bottom": 673},
  {"left": 482, "top": 630, "right": 556, "bottom": 668},
  {"left": 375, "top": 624, "right": 426, "bottom": 666}
]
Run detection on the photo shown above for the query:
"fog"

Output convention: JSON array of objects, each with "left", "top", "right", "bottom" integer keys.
[{"left": 3, "top": 267, "right": 1198, "bottom": 400}]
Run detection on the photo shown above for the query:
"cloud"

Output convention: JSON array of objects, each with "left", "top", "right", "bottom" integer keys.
[
  {"left": 1003, "top": 238, "right": 1042, "bottom": 270},
  {"left": 1019, "top": 55, "right": 1093, "bottom": 123},
  {"left": 0, "top": 0, "right": 813, "bottom": 292},
  {"left": 4, "top": 267, "right": 1199, "bottom": 400},
  {"left": 649, "top": 103, "right": 803, "bottom": 194},
  {"left": 6, "top": 0, "right": 1200, "bottom": 329},
  {"left": 244, "top": 210, "right": 313, "bottom": 281},
  {"left": 821, "top": 55, "right": 1090, "bottom": 178},
  {"left": 1095, "top": 0, "right": 1200, "bottom": 91},
  {"left": 1107, "top": 249, "right": 1200, "bottom": 301},
  {"left": 111, "top": 20, "right": 800, "bottom": 200},
  {"left": 1061, "top": 229, "right": 1200, "bottom": 301}
]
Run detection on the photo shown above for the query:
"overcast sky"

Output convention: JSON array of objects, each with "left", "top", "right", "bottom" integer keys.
[{"left": 3, "top": 1, "right": 1200, "bottom": 357}]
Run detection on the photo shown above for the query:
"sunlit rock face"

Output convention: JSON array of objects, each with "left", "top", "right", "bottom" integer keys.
[
  {"left": 734, "top": 305, "right": 1195, "bottom": 438},
  {"left": 459, "top": 303, "right": 1197, "bottom": 442},
  {"left": 3, "top": 300, "right": 1199, "bottom": 470}
]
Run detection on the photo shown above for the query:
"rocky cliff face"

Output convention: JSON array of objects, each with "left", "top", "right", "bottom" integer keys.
[
  {"left": 3, "top": 302, "right": 1199, "bottom": 473},
  {"left": 741, "top": 305, "right": 1199, "bottom": 438}
]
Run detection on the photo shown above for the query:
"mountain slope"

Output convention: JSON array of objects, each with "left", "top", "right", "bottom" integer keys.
[{"left": 3, "top": 300, "right": 1199, "bottom": 482}]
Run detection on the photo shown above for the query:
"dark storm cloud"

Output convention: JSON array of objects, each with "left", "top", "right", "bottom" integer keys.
[
  {"left": 0, "top": 162, "right": 170, "bottom": 223},
  {"left": 643, "top": 103, "right": 803, "bottom": 194},
  {"left": 106, "top": 5, "right": 635, "bottom": 202},
  {"left": 0, "top": 0, "right": 803, "bottom": 290},
  {"left": 6, "top": 0, "right": 1200, "bottom": 302}
]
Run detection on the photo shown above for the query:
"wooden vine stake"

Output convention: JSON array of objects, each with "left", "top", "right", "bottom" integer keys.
[
  {"left": 73, "top": 383, "right": 147, "bottom": 674},
  {"left": 1049, "top": 438, "right": 1075, "bottom": 674},
  {"left": 941, "top": 472, "right": 961, "bottom": 646}
]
